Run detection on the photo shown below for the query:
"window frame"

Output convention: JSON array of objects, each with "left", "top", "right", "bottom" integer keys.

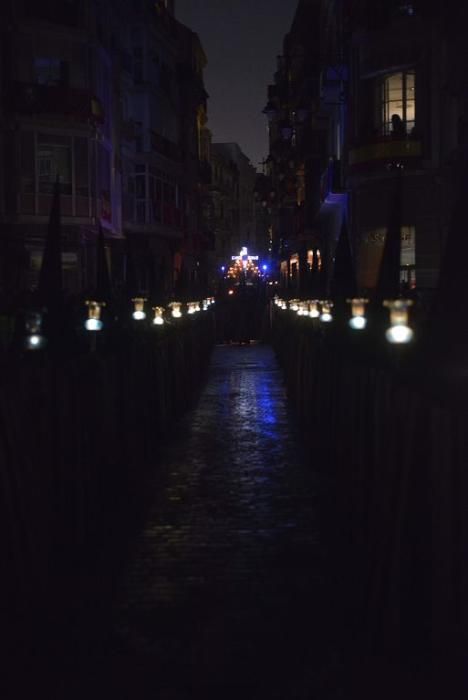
[{"left": 378, "top": 69, "right": 416, "bottom": 136}]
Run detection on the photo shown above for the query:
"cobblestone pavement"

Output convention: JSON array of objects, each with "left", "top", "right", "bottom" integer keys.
[{"left": 68, "top": 345, "right": 347, "bottom": 698}]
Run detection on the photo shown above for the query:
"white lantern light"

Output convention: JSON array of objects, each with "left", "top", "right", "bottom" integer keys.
[
  {"left": 132, "top": 297, "right": 147, "bottom": 321},
  {"left": 85, "top": 300, "right": 105, "bottom": 331},
  {"left": 308, "top": 300, "right": 320, "bottom": 318},
  {"left": 24, "top": 311, "right": 46, "bottom": 350},
  {"left": 347, "top": 298, "right": 369, "bottom": 330},
  {"left": 319, "top": 300, "right": 334, "bottom": 323},
  {"left": 169, "top": 302, "right": 182, "bottom": 318},
  {"left": 290, "top": 299, "right": 300, "bottom": 312},
  {"left": 384, "top": 299, "right": 414, "bottom": 344},
  {"left": 152, "top": 306, "right": 165, "bottom": 326}
]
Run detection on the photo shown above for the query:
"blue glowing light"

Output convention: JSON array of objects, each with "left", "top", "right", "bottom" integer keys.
[
  {"left": 221, "top": 266, "right": 226, "bottom": 272},
  {"left": 262, "top": 264, "right": 268, "bottom": 272}
]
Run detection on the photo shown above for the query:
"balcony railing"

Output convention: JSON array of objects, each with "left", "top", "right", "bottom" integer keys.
[
  {"left": 8, "top": 82, "right": 104, "bottom": 125},
  {"left": 348, "top": 136, "right": 422, "bottom": 170}
]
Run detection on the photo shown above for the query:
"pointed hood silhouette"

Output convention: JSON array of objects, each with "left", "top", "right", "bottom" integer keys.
[
  {"left": 125, "top": 237, "right": 139, "bottom": 298},
  {"left": 96, "top": 223, "right": 112, "bottom": 301},
  {"left": 331, "top": 220, "right": 356, "bottom": 301},
  {"left": 38, "top": 177, "right": 63, "bottom": 312},
  {"left": 375, "top": 168, "right": 403, "bottom": 302}
]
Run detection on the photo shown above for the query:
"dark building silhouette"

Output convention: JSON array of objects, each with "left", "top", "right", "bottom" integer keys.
[
  {"left": 263, "top": 0, "right": 468, "bottom": 298},
  {"left": 0, "top": 0, "right": 215, "bottom": 302}
]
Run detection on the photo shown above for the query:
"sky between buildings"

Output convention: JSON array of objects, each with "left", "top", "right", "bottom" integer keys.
[{"left": 176, "top": 0, "right": 299, "bottom": 171}]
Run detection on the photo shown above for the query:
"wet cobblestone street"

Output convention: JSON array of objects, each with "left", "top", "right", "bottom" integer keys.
[{"left": 71, "top": 345, "right": 346, "bottom": 698}]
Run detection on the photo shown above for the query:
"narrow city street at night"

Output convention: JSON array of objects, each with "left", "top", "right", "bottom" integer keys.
[
  {"left": 60, "top": 345, "right": 346, "bottom": 699},
  {"left": 3, "top": 1, "right": 468, "bottom": 697}
]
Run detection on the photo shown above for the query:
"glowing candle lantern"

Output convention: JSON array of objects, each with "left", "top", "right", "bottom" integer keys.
[
  {"left": 25, "top": 311, "right": 46, "bottom": 350},
  {"left": 132, "top": 297, "right": 147, "bottom": 321},
  {"left": 85, "top": 300, "right": 105, "bottom": 331},
  {"left": 169, "top": 302, "right": 182, "bottom": 318},
  {"left": 281, "top": 300, "right": 287, "bottom": 310},
  {"left": 320, "top": 300, "right": 334, "bottom": 323},
  {"left": 202, "top": 299, "right": 209, "bottom": 311},
  {"left": 308, "top": 300, "right": 320, "bottom": 318},
  {"left": 152, "top": 306, "right": 165, "bottom": 326},
  {"left": 348, "top": 298, "right": 369, "bottom": 330},
  {"left": 384, "top": 299, "right": 414, "bottom": 344},
  {"left": 290, "top": 299, "right": 300, "bottom": 312},
  {"left": 297, "top": 301, "right": 308, "bottom": 316}
]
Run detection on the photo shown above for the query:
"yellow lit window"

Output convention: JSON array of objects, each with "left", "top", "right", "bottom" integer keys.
[{"left": 381, "top": 71, "right": 415, "bottom": 136}]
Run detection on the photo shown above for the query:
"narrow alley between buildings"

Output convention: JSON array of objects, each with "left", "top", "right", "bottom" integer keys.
[{"left": 55, "top": 345, "right": 345, "bottom": 699}]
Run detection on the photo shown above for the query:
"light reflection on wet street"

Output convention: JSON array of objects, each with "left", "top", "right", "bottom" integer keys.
[{"left": 89, "top": 345, "right": 343, "bottom": 698}]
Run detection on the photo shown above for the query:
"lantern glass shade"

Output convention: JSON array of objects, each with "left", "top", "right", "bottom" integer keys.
[
  {"left": 290, "top": 299, "right": 300, "bottom": 311},
  {"left": 384, "top": 299, "right": 414, "bottom": 344},
  {"left": 85, "top": 300, "right": 105, "bottom": 331},
  {"left": 132, "top": 297, "right": 147, "bottom": 321},
  {"left": 308, "top": 300, "right": 320, "bottom": 318},
  {"left": 320, "top": 300, "right": 334, "bottom": 322},
  {"left": 152, "top": 307, "right": 165, "bottom": 325},
  {"left": 347, "top": 298, "right": 369, "bottom": 330},
  {"left": 25, "top": 311, "right": 42, "bottom": 335},
  {"left": 169, "top": 302, "right": 182, "bottom": 318}
]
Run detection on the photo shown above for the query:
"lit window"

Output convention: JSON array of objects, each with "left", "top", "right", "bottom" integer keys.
[{"left": 380, "top": 71, "right": 415, "bottom": 136}]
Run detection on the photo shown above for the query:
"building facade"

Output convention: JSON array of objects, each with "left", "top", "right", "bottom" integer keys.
[
  {"left": 0, "top": 0, "right": 213, "bottom": 303},
  {"left": 0, "top": 0, "right": 120, "bottom": 298},
  {"left": 264, "top": 0, "right": 467, "bottom": 297},
  {"left": 210, "top": 142, "right": 256, "bottom": 268}
]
